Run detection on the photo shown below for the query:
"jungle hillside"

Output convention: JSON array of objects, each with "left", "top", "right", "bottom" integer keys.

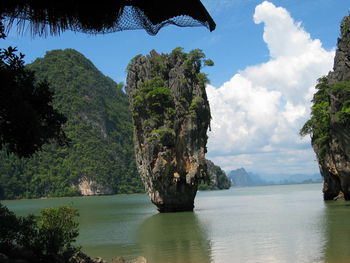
[{"left": 0, "top": 49, "right": 143, "bottom": 199}]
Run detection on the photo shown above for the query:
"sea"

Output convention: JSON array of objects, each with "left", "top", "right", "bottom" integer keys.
[{"left": 3, "top": 183, "right": 350, "bottom": 263}]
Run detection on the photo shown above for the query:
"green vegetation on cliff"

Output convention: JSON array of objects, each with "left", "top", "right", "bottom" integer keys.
[
  {"left": 300, "top": 77, "right": 350, "bottom": 160},
  {"left": 133, "top": 77, "right": 175, "bottom": 123},
  {"left": 128, "top": 47, "right": 213, "bottom": 147},
  {"left": 126, "top": 48, "right": 214, "bottom": 211},
  {"left": 331, "top": 82, "right": 350, "bottom": 124},
  {"left": 300, "top": 77, "right": 331, "bottom": 159},
  {"left": 300, "top": 15, "right": 350, "bottom": 201},
  {"left": 0, "top": 49, "right": 143, "bottom": 200}
]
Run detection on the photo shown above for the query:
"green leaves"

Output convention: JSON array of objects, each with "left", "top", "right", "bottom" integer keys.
[
  {"left": 0, "top": 204, "right": 80, "bottom": 261},
  {"left": 332, "top": 82, "right": 350, "bottom": 125},
  {"left": 133, "top": 76, "right": 175, "bottom": 124},
  {"left": 300, "top": 78, "right": 331, "bottom": 160},
  {"left": 0, "top": 46, "right": 68, "bottom": 157},
  {"left": 301, "top": 78, "right": 350, "bottom": 161},
  {"left": 37, "top": 206, "right": 79, "bottom": 256},
  {"left": 128, "top": 47, "right": 213, "bottom": 150},
  {"left": 204, "top": 59, "right": 214, "bottom": 67}
]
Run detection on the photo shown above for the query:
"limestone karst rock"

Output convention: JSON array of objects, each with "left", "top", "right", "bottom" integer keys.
[
  {"left": 126, "top": 48, "right": 212, "bottom": 212},
  {"left": 304, "top": 15, "right": 350, "bottom": 200},
  {"left": 200, "top": 159, "right": 231, "bottom": 190}
]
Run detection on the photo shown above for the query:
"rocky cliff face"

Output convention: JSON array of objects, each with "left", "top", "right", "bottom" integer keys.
[
  {"left": 203, "top": 160, "right": 231, "bottom": 190},
  {"left": 77, "top": 177, "right": 113, "bottom": 196},
  {"left": 205, "top": 160, "right": 219, "bottom": 187},
  {"left": 126, "top": 48, "right": 212, "bottom": 212},
  {"left": 311, "top": 16, "right": 350, "bottom": 200}
]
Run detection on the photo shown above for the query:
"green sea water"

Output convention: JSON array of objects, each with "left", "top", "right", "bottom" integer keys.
[{"left": 3, "top": 183, "right": 350, "bottom": 263}]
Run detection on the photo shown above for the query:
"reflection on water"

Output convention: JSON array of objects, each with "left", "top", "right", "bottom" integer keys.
[
  {"left": 323, "top": 202, "right": 350, "bottom": 263},
  {"left": 137, "top": 212, "right": 212, "bottom": 263},
  {"left": 4, "top": 184, "right": 350, "bottom": 263},
  {"left": 195, "top": 185, "right": 327, "bottom": 263}
]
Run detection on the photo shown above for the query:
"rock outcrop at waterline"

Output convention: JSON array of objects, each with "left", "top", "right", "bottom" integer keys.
[
  {"left": 302, "top": 15, "right": 350, "bottom": 200},
  {"left": 198, "top": 160, "right": 231, "bottom": 190},
  {"left": 126, "top": 48, "right": 212, "bottom": 212},
  {"left": 322, "top": 16, "right": 350, "bottom": 200}
]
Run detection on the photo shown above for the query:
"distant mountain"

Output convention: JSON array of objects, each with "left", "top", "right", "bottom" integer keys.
[
  {"left": 228, "top": 168, "right": 322, "bottom": 187},
  {"left": 228, "top": 168, "right": 266, "bottom": 187},
  {"left": 279, "top": 173, "right": 322, "bottom": 184}
]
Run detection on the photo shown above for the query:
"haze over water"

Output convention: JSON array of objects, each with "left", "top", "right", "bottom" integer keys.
[{"left": 4, "top": 183, "right": 350, "bottom": 263}]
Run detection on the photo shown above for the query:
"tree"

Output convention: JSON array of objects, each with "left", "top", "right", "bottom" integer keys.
[
  {"left": 0, "top": 46, "right": 68, "bottom": 157},
  {"left": 0, "top": 203, "right": 80, "bottom": 262},
  {"left": 36, "top": 206, "right": 80, "bottom": 259}
]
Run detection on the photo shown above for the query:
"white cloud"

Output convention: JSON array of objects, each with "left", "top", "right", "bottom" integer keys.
[{"left": 206, "top": 1, "right": 335, "bottom": 176}]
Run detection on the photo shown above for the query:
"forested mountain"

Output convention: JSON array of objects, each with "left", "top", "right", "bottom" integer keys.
[
  {"left": 0, "top": 49, "right": 143, "bottom": 200},
  {"left": 228, "top": 168, "right": 321, "bottom": 187}
]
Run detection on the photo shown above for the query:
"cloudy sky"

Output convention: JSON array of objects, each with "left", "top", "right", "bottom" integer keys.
[
  {"left": 2, "top": 0, "right": 349, "bottom": 177},
  {"left": 205, "top": 1, "right": 335, "bottom": 176}
]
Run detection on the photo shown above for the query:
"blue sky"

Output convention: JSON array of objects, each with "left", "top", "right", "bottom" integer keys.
[{"left": 2, "top": 0, "right": 349, "bottom": 177}]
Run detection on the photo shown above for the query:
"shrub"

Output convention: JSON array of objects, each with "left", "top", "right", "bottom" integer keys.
[
  {"left": 37, "top": 206, "right": 80, "bottom": 258},
  {"left": 0, "top": 203, "right": 21, "bottom": 249},
  {"left": 0, "top": 203, "right": 80, "bottom": 262}
]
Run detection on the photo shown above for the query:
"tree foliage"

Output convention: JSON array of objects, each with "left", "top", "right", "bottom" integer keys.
[
  {"left": 331, "top": 81, "right": 350, "bottom": 124},
  {"left": 180, "top": 48, "right": 213, "bottom": 86},
  {"left": 133, "top": 77, "right": 175, "bottom": 122},
  {"left": 0, "top": 29, "right": 68, "bottom": 157},
  {"left": 300, "top": 77, "right": 350, "bottom": 160},
  {"left": 300, "top": 77, "right": 331, "bottom": 160},
  {"left": 129, "top": 47, "right": 213, "bottom": 147},
  {"left": 0, "top": 203, "right": 80, "bottom": 262},
  {"left": 36, "top": 206, "right": 79, "bottom": 258}
]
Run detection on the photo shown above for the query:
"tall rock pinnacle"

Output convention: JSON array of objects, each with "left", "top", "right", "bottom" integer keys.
[
  {"left": 301, "top": 15, "right": 350, "bottom": 200},
  {"left": 126, "top": 48, "right": 212, "bottom": 212}
]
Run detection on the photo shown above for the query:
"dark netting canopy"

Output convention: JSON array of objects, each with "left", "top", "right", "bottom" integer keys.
[{"left": 0, "top": 0, "right": 216, "bottom": 36}]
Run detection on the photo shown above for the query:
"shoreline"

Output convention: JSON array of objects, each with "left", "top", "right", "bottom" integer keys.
[
  {"left": 0, "top": 192, "right": 147, "bottom": 202},
  {"left": 1, "top": 182, "right": 323, "bottom": 202}
]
